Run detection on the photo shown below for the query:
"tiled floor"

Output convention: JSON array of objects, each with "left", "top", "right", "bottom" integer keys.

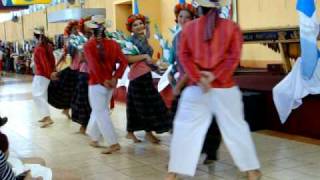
[{"left": 1, "top": 75, "right": 320, "bottom": 180}]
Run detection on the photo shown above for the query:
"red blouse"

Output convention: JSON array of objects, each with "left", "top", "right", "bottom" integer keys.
[
  {"left": 84, "top": 38, "right": 128, "bottom": 85},
  {"left": 33, "top": 44, "right": 56, "bottom": 79},
  {"left": 179, "top": 15, "right": 243, "bottom": 88}
]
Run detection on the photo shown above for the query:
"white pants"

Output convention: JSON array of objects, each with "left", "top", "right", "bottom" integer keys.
[
  {"left": 86, "top": 85, "right": 118, "bottom": 145},
  {"left": 32, "top": 75, "right": 50, "bottom": 119},
  {"left": 169, "top": 86, "right": 260, "bottom": 176}
]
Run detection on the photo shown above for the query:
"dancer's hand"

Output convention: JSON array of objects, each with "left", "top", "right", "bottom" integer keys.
[
  {"left": 198, "top": 77, "right": 211, "bottom": 92},
  {"left": 109, "top": 78, "right": 118, "bottom": 88},
  {"left": 168, "top": 74, "right": 174, "bottom": 84},
  {"left": 50, "top": 72, "right": 59, "bottom": 81},
  {"left": 103, "top": 78, "right": 118, "bottom": 88},
  {"left": 198, "top": 71, "right": 215, "bottom": 92},
  {"left": 173, "top": 79, "right": 185, "bottom": 97},
  {"left": 144, "top": 54, "right": 153, "bottom": 64},
  {"left": 200, "top": 71, "right": 215, "bottom": 83},
  {"left": 173, "top": 85, "right": 182, "bottom": 97}
]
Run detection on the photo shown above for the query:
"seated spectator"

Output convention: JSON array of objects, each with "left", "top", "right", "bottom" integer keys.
[{"left": 0, "top": 131, "right": 80, "bottom": 180}]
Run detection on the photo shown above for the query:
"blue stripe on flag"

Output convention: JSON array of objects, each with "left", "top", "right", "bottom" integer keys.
[
  {"left": 297, "top": 0, "right": 316, "bottom": 17},
  {"left": 133, "top": 0, "right": 139, "bottom": 15},
  {"left": 300, "top": 38, "right": 319, "bottom": 79}
]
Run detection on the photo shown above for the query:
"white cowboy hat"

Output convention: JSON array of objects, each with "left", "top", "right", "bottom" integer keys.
[
  {"left": 33, "top": 26, "right": 45, "bottom": 35},
  {"left": 85, "top": 15, "right": 110, "bottom": 29},
  {"left": 192, "top": 0, "right": 229, "bottom": 8}
]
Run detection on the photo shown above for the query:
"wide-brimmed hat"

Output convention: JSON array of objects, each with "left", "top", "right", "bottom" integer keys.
[
  {"left": 192, "top": 0, "right": 229, "bottom": 8},
  {"left": 84, "top": 15, "right": 106, "bottom": 29},
  {"left": 33, "top": 26, "right": 45, "bottom": 35}
]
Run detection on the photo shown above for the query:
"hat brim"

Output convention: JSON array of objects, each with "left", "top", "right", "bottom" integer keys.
[
  {"left": 85, "top": 20, "right": 112, "bottom": 29},
  {"left": 84, "top": 21, "right": 100, "bottom": 29},
  {"left": 33, "top": 29, "right": 44, "bottom": 35},
  {"left": 193, "top": 0, "right": 229, "bottom": 8}
]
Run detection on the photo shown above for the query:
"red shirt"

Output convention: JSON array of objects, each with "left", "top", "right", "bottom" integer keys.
[
  {"left": 34, "top": 44, "right": 56, "bottom": 79},
  {"left": 179, "top": 15, "right": 243, "bottom": 88},
  {"left": 84, "top": 38, "right": 128, "bottom": 85}
]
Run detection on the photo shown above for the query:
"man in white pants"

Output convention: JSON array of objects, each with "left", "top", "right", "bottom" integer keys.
[
  {"left": 166, "top": 0, "right": 261, "bottom": 179},
  {"left": 32, "top": 27, "right": 58, "bottom": 128},
  {"left": 83, "top": 15, "right": 128, "bottom": 154}
]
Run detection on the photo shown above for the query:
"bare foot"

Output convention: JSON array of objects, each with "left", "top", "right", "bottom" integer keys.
[
  {"left": 89, "top": 141, "right": 101, "bottom": 148},
  {"left": 247, "top": 170, "right": 262, "bottom": 180},
  {"left": 62, "top": 109, "right": 71, "bottom": 119},
  {"left": 145, "top": 132, "right": 160, "bottom": 144},
  {"left": 38, "top": 117, "right": 47, "bottom": 122},
  {"left": 165, "top": 173, "right": 177, "bottom": 180},
  {"left": 79, "top": 126, "right": 86, "bottom": 135},
  {"left": 126, "top": 132, "right": 142, "bottom": 143},
  {"left": 101, "top": 144, "right": 121, "bottom": 154},
  {"left": 40, "top": 117, "right": 54, "bottom": 128}
]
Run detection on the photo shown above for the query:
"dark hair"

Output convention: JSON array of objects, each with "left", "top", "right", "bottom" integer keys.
[
  {"left": 93, "top": 27, "right": 106, "bottom": 39},
  {"left": 0, "top": 131, "right": 9, "bottom": 153},
  {"left": 34, "top": 33, "right": 41, "bottom": 40},
  {"left": 34, "top": 33, "right": 52, "bottom": 61},
  {"left": 198, "top": 6, "right": 219, "bottom": 16},
  {"left": 93, "top": 27, "right": 106, "bottom": 65}
]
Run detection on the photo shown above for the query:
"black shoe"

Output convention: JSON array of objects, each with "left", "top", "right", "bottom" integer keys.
[{"left": 0, "top": 117, "right": 8, "bottom": 127}]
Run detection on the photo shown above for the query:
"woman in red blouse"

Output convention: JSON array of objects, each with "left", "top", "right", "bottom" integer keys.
[
  {"left": 83, "top": 15, "right": 128, "bottom": 154},
  {"left": 32, "top": 27, "right": 57, "bottom": 128}
]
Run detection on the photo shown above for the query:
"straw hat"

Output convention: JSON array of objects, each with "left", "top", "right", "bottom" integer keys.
[
  {"left": 33, "top": 26, "right": 45, "bottom": 35},
  {"left": 192, "top": 0, "right": 229, "bottom": 8},
  {"left": 84, "top": 15, "right": 106, "bottom": 29}
]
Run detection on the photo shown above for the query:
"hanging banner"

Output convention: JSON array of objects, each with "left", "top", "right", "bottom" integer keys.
[
  {"left": 2, "top": 0, "right": 51, "bottom": 6},
  {"left": 0, "top": 1, "right": 28, "bottom": 10}
]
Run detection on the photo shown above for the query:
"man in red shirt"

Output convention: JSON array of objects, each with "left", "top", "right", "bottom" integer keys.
[
  {"left": 32, "top": 26, "right": 57, "bottom": 128},
  {"left": 83, "top": 15, "right": 128, "bottom": 154},
  {"left": 166, "top": 0, "right": 261, "bottom": 180}
]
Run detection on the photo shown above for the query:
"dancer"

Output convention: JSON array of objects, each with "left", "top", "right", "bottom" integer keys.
[
  {"left": 125, "top": 1, "right": 171, "bottom": 144},
  {"left": 166, "top": 0, "right": 261, "bottom": 179},
  {"left": 32, "top": 26, "right": 57, "bottom": 128},
  {"left": 84, "top": 15, "right": 128, "bottom": 154},
  {"left": 169, "top": 0, "right": 221, "bottom": 164},
  {"left": 47, "top": 21, "right": 80, "bottom": 119},
  {"left": 70, "top": 17, "right": 92, "bottom": 134}
]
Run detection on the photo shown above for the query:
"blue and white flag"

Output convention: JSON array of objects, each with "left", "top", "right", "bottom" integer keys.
[
  {"left": 273, "top": 0, "right": 320, "bottom": 124},
  {"left": 297, "top": 0, "right": 319, "bottom": 80},
  {"left": 133, "top": 0, "right": 139, "bottom": 15}
]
